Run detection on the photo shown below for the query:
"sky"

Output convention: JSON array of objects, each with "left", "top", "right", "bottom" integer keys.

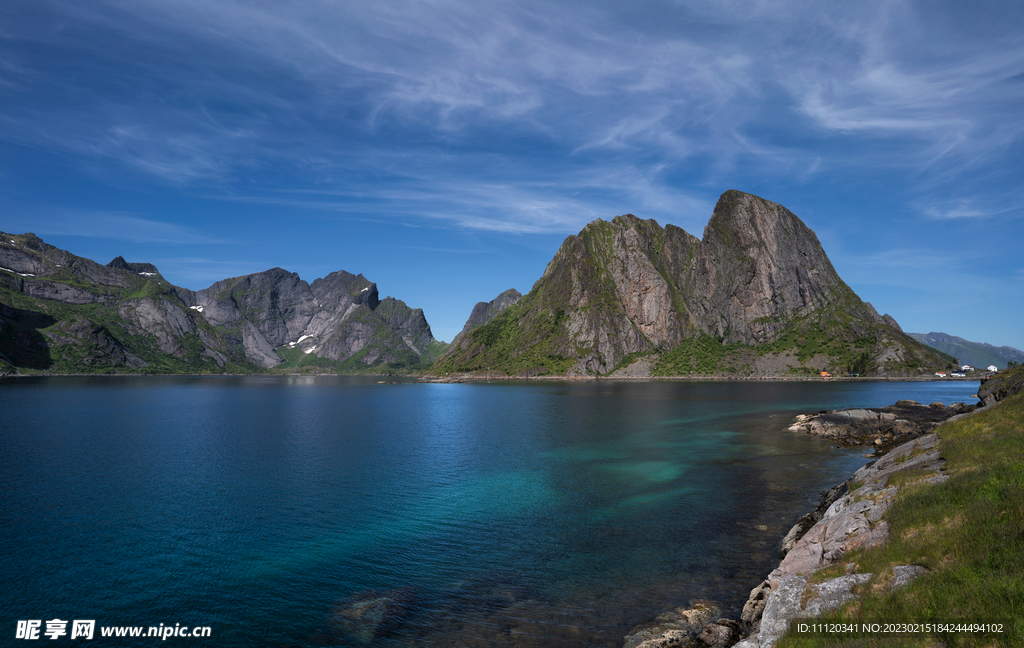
[{"left": 1, "top": 0, "right": 1022, "bottom": 348}]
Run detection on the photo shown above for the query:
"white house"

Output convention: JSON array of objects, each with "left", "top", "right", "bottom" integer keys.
[
  {"left": 961, "top": 364, "right": 974, "bottom": 371},
  {"left": 988, "top": 365, "right": 999, "bottom": 372}
]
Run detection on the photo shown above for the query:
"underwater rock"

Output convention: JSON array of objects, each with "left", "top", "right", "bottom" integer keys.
[{"left": 329, "top": 587, "right": 415, "bottom": 643}]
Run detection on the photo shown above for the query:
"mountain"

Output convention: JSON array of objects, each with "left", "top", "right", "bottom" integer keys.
[
  {"left": 434, "top": 190, "right": 949, "bottom": 377},
  {"left": 907, "top": 332, "right": 1024, "bottom": 370},
  {"left": 450, "top": 288, "right": 523, "bottom": 345},
  {"left": 0, "top": 232, "right": 444, "bottom": 375},
  {"left": 193, "top": 268, "right": 446, "bottom": 371}
]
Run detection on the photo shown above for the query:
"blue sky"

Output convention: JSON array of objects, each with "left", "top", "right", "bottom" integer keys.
[{"left": 1, "top": 0, "right": 1022, "bottom": 348}]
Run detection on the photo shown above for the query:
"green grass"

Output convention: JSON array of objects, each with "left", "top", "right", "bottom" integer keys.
[{"left": 777, "top": 391, "right": 1024, "bottom": 648}]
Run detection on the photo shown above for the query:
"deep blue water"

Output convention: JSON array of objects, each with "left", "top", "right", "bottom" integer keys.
[{"left": 0, "top": 377, "right": 979, "bottom": 646}]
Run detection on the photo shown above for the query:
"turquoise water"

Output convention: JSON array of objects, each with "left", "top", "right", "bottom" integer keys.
[{"left": 0, "top": 377, "right": 979, "bottom": 646}]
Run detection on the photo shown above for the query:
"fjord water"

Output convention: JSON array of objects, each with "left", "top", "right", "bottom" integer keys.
[{"left": 1, "top": 377, "right": 978, "bottom": 646}]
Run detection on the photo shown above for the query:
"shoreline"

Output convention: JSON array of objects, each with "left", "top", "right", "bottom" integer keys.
[
  {"left": 625, "top": 396, "right": 990, "bottom": 648},
  {"left": 421, "top": 374, "right": 979, "bottom": 383},
  {"left": 1, "top": 370, "right": 982, "bottom": 383}
]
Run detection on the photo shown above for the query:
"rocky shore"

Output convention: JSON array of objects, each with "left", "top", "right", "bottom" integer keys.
[
  {"left": 622, "top": 398, "right": 979, "bottom": 648},
  {"left": 785, "top": 399, "right": 973, "bottom": 452}
]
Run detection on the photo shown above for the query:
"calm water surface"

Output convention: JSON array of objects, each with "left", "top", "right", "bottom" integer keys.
[{"left": 0, "top": 377, "right": 979, "bottom": 646}]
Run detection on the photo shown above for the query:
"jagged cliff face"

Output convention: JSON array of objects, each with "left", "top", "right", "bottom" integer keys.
[
  {"left": 436, "top": 190, "right": 949, "bottom": 377},
  {"left": 0, "top": 232, "right": 441, "bottom": 375},
  {"left": 0, "top": 232, "right": 244, "bottom": 373},
  {"left": 195, "top": 268, "right": 438, "bottom": 369}
]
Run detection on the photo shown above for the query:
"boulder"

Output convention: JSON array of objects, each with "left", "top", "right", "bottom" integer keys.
[
  {"left": 624, "top": 601, "right": 724, "bottom": 648},
  {"left": 891, "top": 565, "right": 929, "bottom": 591},
  {"left": 329, "top": 588, "right": 415, "bottom": 644}
]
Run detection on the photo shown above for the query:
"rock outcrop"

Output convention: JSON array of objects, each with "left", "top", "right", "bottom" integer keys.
[
  {"left": 623, "top": 601, "right": 739, "bottom": 648},
  {"left": 435, "top": 191, "right": 948, "bottom": 377},
  {"left": 786, "top": 399, "right": 973, "bottom": 450},
  {"left": 977, "top": 363, "right": 1024, "bottom": 406}
]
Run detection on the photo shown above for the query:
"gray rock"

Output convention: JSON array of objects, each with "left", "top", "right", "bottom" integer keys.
[
  {"left": 194, "top": 267, "right": 441, "bottom": 368},
  {"left": 241, "top": 320, "right": 282, "bottom": 368},
  {"left": 740, "top": 580, "right": 772, "bottom": 629},
  {"left": 802, "top": 572, "right": 872, "bottom": 617},
  {"left": 624, "top": 601, "right": 723, "bottom": 648},
  {"left": 787, "top": 401, "right": 956, "bottom": 449},
  {"left": 780, "top": 482, "right": 848, "bottom": 557},
  {"left": 883, "top": 313, "right": 903, "bottom": 332},
  {"left": 755, "top": 575, "right": 808, "bottom": 647},
  {"left": 738, "top": 572, "right": 873, "bottom": 648},
  {"left": 698, "top": 620, "right": 739, "bottom": 646},
  {"left": 891, "top": 565, "right": 929, "bottom": 591},
  {"left": 118, "top": 297, "right": 196, "bottom": 357},
  {"left": 978, "top": 364, "right": 1024, "bottom": 406}
]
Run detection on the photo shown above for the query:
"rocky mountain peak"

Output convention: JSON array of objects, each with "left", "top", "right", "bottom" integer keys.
[
  {"left": 436, "top": 190, "right": 948, "bottom": 377},
  {"left": 450, "top": 288, "right": 524, "bottom": 345},
  {"left": 311, "top": 270, "right": 380, "bottom": 310},
  {"left": 107, "top": 256, "right": 162, "bottom": 277},
  {"left": 107, "top": 256, "right": 131, "bottom": 271}
]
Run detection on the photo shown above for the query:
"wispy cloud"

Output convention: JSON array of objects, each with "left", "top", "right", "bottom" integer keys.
[
  {"left": 5, "top": 208, "right": 230, "bottom": 244},
  {"left": 1, "top": 0, "right": 1022, "bottom": 237},
  {"left": 921, "top": 204, "right": 991, "bottom": 221},
  {"left": 834, "top": 246, "right": 1000, "bottom": 297},
  {"left": 210, "top": 160, "right": 716, "bottom": 236}
]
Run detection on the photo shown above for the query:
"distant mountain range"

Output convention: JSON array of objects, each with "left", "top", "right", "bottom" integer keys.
[
  {"left": 0, "top": 232, "right": 446, "bottom": 375},
  {"left": 1, "top": 190, "right": 954, "bottom": 378},
  {"left": 907, "top": 332, "right": 1024, "bottom": 370},
  {"left": 434, "top": 190, "right": 949, "bottom": 378}
]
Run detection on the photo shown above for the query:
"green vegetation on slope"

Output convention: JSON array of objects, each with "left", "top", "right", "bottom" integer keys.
[
  {"left": 432, "top": 299, "right": 577, "bottom": 376},
  {"left": 0, "top": 282, "right": 257, "bottom": 374},
  {"left": 909, "top": 332, "right": 1024, "bottom": 371},
  {"left": 778, "top": 392, "right": 1024, "bottom": 647},
  {"left": 653, "top": 334, "right": 744, "bottom": 375}
]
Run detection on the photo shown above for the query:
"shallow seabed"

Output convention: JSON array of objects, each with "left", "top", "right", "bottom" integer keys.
[{"left": 0, "top": 377, "right": 978, "bottom": 646}]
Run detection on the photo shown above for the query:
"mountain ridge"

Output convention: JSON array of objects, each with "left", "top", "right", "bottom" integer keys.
[
  {"left": 908, "top": 331, "right": 1024, "bottom": 370},
  {"left": 0, "top": 231, "right": 444, "bottom": 375}
]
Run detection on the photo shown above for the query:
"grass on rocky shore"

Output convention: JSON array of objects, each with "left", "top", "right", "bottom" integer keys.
[{"left": 777, "top": 391, "right": 1024, "bottom": 648}]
